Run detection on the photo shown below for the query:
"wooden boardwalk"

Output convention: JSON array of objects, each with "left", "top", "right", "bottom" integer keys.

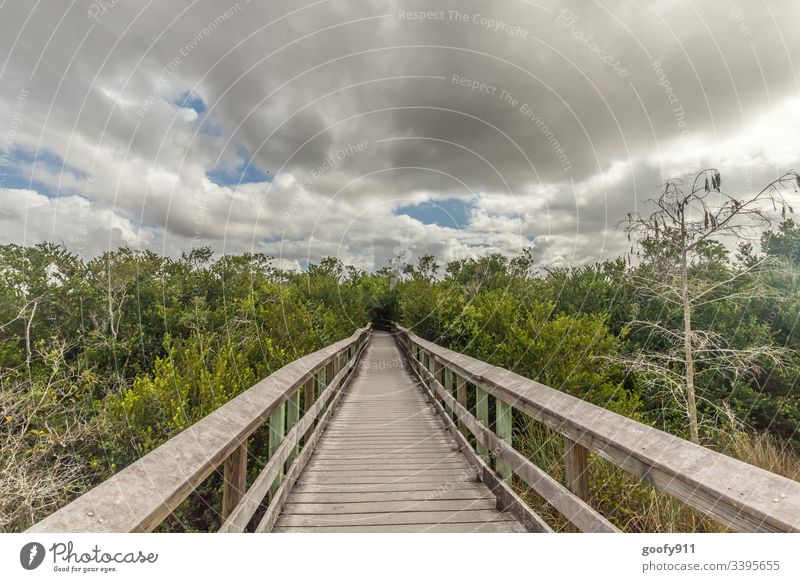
[
  {"left": 273, "top": 331, "right": 525, "bottom": 532},
  {"left": 30, "top": 324, "right": 800, "bottom": 534}
]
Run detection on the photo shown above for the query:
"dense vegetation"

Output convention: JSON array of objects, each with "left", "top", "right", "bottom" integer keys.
[{"left": 3, "top": 217, "right": 800, "bottom": 532}]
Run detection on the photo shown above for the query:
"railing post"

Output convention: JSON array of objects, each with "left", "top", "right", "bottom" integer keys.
[
  {"left": 433, "top": 358, "right": 443, "bottom": 408},
  {"left": 326, "top": 358, "right": 335, "bottom": 389},
  {"left": 317, "top": 367, "right": 327, "bottom": 414},
  {"left": 286, "top": 390, "right": 300, "bottom": 464},
  {"left": 495, "top": 399, "right": 513, "bottom": 483},
  {"left": 222, "top": 441, "right": 247, "bottom": 520},
  {"left": 564, "top": 436, "right": 590, "bottom": 532},
  {"left": 443, "top": 367, "right": 453, "bottom": 419},
  {"left": 268, "top": 402, "right": 286, "bottom": 498},
  {"left": 475, "top": 386, "right": 490, "bottom": 463},
  {"left": 456, "top": 373, "right": 467, "bottom": 435},
  {"left": 302, "top": 375, "right": 315, "bottom": 444}
]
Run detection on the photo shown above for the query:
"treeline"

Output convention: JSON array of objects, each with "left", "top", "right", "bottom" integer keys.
[{"left": 2, "top": 220, "right": 800, "bottom": 531}]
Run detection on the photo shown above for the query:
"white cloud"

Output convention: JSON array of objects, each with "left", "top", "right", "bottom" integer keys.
[{"left": 0, "top": 0, "right": 797, "bottom": 271}]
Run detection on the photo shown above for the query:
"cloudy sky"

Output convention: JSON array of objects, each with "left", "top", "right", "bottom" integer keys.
[{"left": 0, "top": 0, "right": 798, "bottom": 270}]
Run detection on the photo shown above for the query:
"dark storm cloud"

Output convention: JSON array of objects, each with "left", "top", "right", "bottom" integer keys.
[{"left": 0, "top": 0, "right": 798, "bottom": 268}]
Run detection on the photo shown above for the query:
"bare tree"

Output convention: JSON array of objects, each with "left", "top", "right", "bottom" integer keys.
[
  {"left": 0, "top": 341, "right": 93, "bottom": 531},
  {"left": 622, "top": 169, "right": 799, "bottom": 443}
]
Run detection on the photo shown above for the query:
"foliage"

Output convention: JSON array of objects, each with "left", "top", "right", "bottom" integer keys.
[{"left": 2, "top": 195, "right": 800, "bottom": 531}]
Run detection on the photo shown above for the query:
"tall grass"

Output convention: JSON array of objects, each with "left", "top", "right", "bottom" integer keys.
[{"left": 512, "top": 419, "right": 799, "bottom": 532}]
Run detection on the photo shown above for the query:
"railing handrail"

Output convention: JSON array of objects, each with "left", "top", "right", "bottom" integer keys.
[
  {"left": 393, "top": 323, "right": 800, "bottom": 532},
  {"left": 28, "top": 326, "right": 371, "bottom": 533}
]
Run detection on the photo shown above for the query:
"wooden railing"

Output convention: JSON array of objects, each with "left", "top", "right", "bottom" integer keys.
[
  {"left": 393, "top": 323, "right": 800, "bottom": 533},
  {"left": 28, "top": 325, "right": 372, "bottom": 533}
]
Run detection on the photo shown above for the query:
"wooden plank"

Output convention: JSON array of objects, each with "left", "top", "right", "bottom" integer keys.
[
  {"left": 434, "top": 358, "right": 443, "bottom": 410},
  {"left": 407, "top": 355, "right": 547, "bottom": 533},
  {"left": 291, "top": 481, "right": 487, "bottom": 494},
  {"left": 496, "top": 399, "right": 513, "bottom": 483},
  {"left": 564, "top": 436, "right": 590, "bottom": 533},
  {"left": 396, "top": 325, "right": 800, "bottom": 533},
  {"left": 399, "top": 328, "right": 800, "bottom": 532},
  {"left": 410, "top": 346, "right": 617, "bottom": 533},
  {"left": 221, "top": 442, "right": 247, "bottom": 520},
  {"left": 273, "top": 520, "right": 525, "bottom": 533},
  {"left": 218, "top": 351, "right": 363, "bottom": 533},
  {"left": 315, "top": 439, "right": 454, "bottom": 446},
  {"left": 288, "top": 489, "right": 493, "bottom": 504},
  {"left": 273, "top": 331, "right": 524, "bottom": 533},
  {"left": 310, "top": 454, "right": 463, "bottom": 462},
  {"left": 298, "top": 471, "right": 478, "bottom": 483},
  {"left": 564, "top": 436, "right": 590, "bottom": 493},
  {"left": 422, "top": 357, "right": 617, "bottom": 533},
  {"left": 313, "top": 446, "right": 458, "bottom": 454},
  {"left": 255, "top": 335, "right": 371, "bottom": 532},
  {"left": 268, "top": 402, "right": 286, "bottom": 498},
  {"left": 475, "top": 386, "right": 490, "bottom": 463},
  {"left": 325, "top": 359, "right": 335, "bottom": 392},
  {"left": 286, "top": 391, "right": 301, "bottom": 464},
  {"left": 304, "top": 462, "right": 470, "bottom": 472},
  {"left": 456, "top": 373, "right": 467, "bottom": 435},
  {"left": 444, "top": 367, "right": 455, "bottom": 420},
  {"left": 28, "top": 327, "right": 370, "bottom": 533},
  {"left": 301, "top": 376, "right": 315, "bottom": 445},
  {"left": 281, "top": 498, "right": 498, "bottom": 515},
  {"left": 276, "top": 508, "right": 517, "bottom": 527},
  {"left": 307, "top": 458, "right": 466, "bottom": 468}
]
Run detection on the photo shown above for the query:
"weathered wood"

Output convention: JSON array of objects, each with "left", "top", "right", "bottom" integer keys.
[
  {"left": 272, "top": 332, "right": 525, "bottom": 533},
  {"left": 475, "top": 386, "right": 490, "bottom": 463},
  {"left": 268, "top": 402, "right": 286, "bottom": 498},
  {"left": 278, "top": 509, "right": 519, "bottom": 528},
  {"left": 439, "top": 380, "right": 617, "bottom": 532},
  {"left": 288, "top": 489, "right": 492, "bottom": 504},
  {"left": 221, "top": 442, "right": 247, "bottom": 520},
  {"left": 395, "top": 324, "right": 800, "bottom": 533},
  {"left": 28, "top": 327, "right": 370, "bottom": 533},
  {"left": 416, "top": 348, "right": 617, "bottom": 533},
  {"left": 317, "top": 368, "right": 327, "bottom": 402},
  {"left": 282, "top": 498, "right": 498, "bottom": 515},
  {"left": 456, "top": 373, "right": 467, "bottom": 435},
  {"left": 304, "top": 462, "right": 470, "bottom": 473},
  {"left": 218, "top": 341, "right": 370, "bottom": 533},
  {"left": 564, "top": 436, "right": 590, "bottom": 533},
  {"left": 274, "top": 520, "right": 524, "bottom": 533},
  {"left": 292, "top": 481, "right": 486, "bottom": 494},
  {"left": 407, "top": 352, "right": 550, "bottom": 533},
  {"left": 325, "top": 359, "right": 335, "bottom": 391},
  {"left": 496, "top": 399, "right": 513, "bottom": 483},
  {"left": 301, "top": 376, "right": 315, "bottom": 444},
  {"left": 286, "top": 391, "right": 301, "bottom": 463},
  {"left": 564, "top": 436, "right": 589, "bottom": 500},
  {"left": 434, "top": 358, "right": 444, "bottom": 410},
  {"left": 255, "top": 339, "right": 367, "bottom": 533},
  {"left": 484, "top": 466, "right": 552, "bottom": 533}
]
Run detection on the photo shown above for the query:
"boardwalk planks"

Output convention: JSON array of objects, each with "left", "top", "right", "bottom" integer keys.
[
  {"left": 395, "top": 324, "right": 800, "bottom": 533},
  {"left": 273, "top": 332, "right": 525, "bottom": 533}
]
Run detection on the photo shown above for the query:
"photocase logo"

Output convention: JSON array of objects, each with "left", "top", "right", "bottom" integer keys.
[{"left": 20, "top": 542, "right": 46, "bottom": 570}]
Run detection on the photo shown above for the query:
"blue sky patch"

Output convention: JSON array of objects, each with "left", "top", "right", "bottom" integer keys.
[
  {"left": 395, "top": 198, "right": 473, "bottom": 228},
  {"left": 0, "top": 148, "right": 87, "bottom": 197},
  {"left": 172, "top": 90, "right": 206, "bottom": 115},
  {"left": 206, "top": 145, "right": 272, "bottom": 186}
]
